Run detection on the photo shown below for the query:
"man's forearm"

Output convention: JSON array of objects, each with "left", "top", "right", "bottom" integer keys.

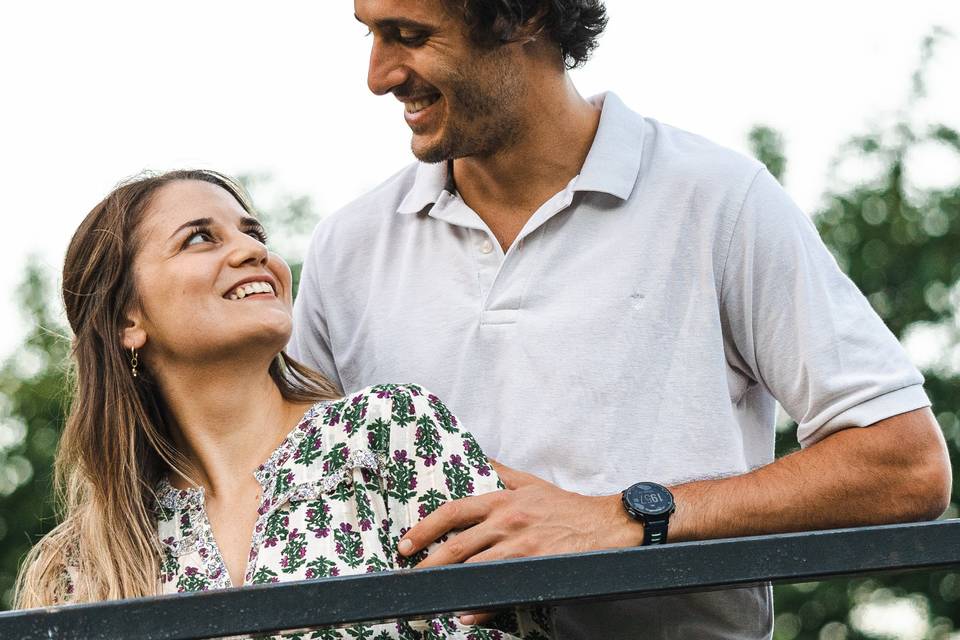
[
  {"left": 400, "top": 409, "right": 951, "bottom": 579},
  {"left": 663, "top": 407, "right": 952, "bottom": 542}
]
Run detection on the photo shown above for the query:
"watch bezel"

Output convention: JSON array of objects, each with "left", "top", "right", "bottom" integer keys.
[{"left": 623, "top": 482, "right": 675, "bottom": 517}]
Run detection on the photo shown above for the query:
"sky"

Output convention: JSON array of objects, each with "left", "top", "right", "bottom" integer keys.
[{"left": 0, "top": 1, "right": 958, "bottom": 362}]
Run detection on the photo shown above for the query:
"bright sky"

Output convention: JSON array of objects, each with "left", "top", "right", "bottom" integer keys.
[{"left": 1, "top": 1, "right": 958, "bottom": 361}]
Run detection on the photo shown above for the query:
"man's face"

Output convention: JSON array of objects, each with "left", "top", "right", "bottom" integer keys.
[{"left": 355, "top": 0, "right": 527, "bottom": 163}]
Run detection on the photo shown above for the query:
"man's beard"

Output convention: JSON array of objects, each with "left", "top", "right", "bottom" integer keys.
[{"left": 412, "top": 52, "right": 526, "bottom": 164}]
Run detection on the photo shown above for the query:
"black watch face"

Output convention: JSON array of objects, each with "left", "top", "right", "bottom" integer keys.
[{"left": 625, "top": 482, "right": 674, "bottom": 516}]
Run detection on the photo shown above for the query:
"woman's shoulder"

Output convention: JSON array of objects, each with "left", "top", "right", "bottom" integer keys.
[
  {"left": 297, "top": 384, "right": 494, "bottom": 493},
  {"left": 278, "top": 384, "right": 449, "bottom": 478},
  {"left": 324, "top": 383, "right": 461, "bottom": 436}
]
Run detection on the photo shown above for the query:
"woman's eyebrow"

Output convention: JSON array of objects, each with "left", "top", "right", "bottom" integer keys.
[
  {"left": 168, "top": 217, "right": 212, "bottom": 240},
  {"left": 167, "top": 216, "right": 260, "bottom": 241}
]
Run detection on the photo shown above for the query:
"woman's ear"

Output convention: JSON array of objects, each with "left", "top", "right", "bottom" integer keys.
[{"left": 121, "top": 309, "right": 147, "bottom": 351}]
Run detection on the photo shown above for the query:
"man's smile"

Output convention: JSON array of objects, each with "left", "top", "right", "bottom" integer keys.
[
  {"left": 404, "top": 94, "right": 441, "bottom": 114},
  {"left": 403, "top": 94, "right": 443, "bottom": 129}
]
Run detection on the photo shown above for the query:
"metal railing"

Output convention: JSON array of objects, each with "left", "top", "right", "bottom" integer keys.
[{"left": 2, "top": 520, "right": 959, "bottom": 639}]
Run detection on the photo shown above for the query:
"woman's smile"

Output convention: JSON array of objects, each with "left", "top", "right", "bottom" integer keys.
[{"left": 225, "top": 278, "right": 278, "bottom": 300}]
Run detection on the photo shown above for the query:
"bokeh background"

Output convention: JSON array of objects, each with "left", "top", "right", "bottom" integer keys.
[{"left": 1, "top": 2, "right": 959, "bottom": 638}]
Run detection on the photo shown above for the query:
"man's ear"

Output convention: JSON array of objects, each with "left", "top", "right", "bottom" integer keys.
[{"left": 120, "top": 309, "right": 147, "bottom": 351}]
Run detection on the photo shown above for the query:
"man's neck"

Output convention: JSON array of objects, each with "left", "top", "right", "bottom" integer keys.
[{"left": 452, "top": 76, "right": 601, "bottom": 251}]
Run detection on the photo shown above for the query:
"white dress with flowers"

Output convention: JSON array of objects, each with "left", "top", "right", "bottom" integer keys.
[{"left": 153, "top": 383, "right": 553, "bottom": 640}]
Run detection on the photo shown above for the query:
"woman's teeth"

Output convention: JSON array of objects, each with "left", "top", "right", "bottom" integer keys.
[
  {"left": 405, "top": 95, "right": 439, "bottom": 113},
  {"left": 227, "top": 281, "right": 275, "bottom": 300}
]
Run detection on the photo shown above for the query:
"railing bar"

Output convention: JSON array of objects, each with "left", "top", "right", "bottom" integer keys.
[{"left": 2, "top": 520, "right": 958, "bottom": 640}]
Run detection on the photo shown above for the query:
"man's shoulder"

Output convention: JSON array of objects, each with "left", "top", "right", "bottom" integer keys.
[
  {"left": 313, "top": 161, "right": 420, "bottom": 241},
  {"left": 643, "top": 117, "right": 765, "bottom": 187}
]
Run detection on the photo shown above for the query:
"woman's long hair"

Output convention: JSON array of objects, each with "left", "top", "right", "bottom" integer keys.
[{"left": 15, "top": 170, "right": 340, "bottom": 607}]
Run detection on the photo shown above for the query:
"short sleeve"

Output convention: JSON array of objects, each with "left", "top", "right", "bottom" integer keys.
[
  {"left": 308, "top": 385, "right": 544, "bottom": 638},
  {"left": 288, "top": 224, "right": 343, "bottom": 390},
  {"left": 719, "top": 169, "right": 930, "bottom": 447},
  {"left": 358, "top": 384, "right": 500, "bottom": 564}
]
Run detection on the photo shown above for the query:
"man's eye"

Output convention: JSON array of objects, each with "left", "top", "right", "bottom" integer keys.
[{"left": 397, "top": 31, "right": 428, "bottom": 46}]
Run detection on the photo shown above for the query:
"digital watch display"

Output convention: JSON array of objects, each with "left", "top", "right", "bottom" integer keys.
[{"left": 621, "top": 482, "right": 675, "bottom": 545}]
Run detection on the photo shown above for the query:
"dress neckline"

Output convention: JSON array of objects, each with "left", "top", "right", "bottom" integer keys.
[{"left": 155, "top": 400, "right": 331, "bottom": 512}]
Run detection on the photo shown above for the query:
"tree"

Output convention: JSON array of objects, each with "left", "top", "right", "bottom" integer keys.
[
  {"left": 761, "top": 29, "right": 960, "bottom": 640},
  {"left": 0, "top": 260, "right": 71, "bottom": 607}
]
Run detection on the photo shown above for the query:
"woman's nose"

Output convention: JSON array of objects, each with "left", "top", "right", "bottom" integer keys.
[{"left": 227, "top": 231, "right": 269, "bottom": 267}]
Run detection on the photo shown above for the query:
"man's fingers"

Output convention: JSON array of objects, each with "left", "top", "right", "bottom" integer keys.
[
  {"left": 399, "top": 494, "right": 494, "bottom": 556},
  {"left": 413, "top": 523, "right": 498, "bottom": 568},
  {"left": 459, "top": 611, "right": 496, "bottom": 626}
]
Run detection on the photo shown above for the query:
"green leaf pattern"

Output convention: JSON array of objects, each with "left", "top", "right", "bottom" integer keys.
[{"left": 152, "top": 384, "right": 551, "bottom": 638}]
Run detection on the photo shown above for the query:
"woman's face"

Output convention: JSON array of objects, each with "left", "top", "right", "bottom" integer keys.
[{"left": 123, "top": 180, "right": 294, "bottom": 368}]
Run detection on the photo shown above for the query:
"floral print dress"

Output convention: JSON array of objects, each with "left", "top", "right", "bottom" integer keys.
[{"left": 153, "top": 384, "right": 553, "bottom": 640}]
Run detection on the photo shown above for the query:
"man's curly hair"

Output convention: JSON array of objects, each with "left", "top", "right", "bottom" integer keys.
[{"left": 444, "top": 0, "right": 608, "bottom": 69}]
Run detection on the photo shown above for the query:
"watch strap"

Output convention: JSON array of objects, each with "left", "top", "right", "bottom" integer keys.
[{"left": 642, "top": 516, "right": 669, "bottom": 545}]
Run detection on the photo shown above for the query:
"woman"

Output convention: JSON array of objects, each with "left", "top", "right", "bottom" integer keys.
[{"left": 16, "top": 170, "right": 551, "bottom": 639}]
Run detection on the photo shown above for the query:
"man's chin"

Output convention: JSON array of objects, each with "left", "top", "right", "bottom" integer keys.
[{"left": 411, "top": 137, "right": 453, "bottom": 164}]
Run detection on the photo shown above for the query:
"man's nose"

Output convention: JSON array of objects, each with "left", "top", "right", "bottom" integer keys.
[{"left": 367, "top": 38, "right": 407, "bottom": 96}]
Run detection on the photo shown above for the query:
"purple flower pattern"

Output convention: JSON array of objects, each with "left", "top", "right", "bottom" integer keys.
[{"left": 149, "top": 384, "right": 551, "bottom": 639}]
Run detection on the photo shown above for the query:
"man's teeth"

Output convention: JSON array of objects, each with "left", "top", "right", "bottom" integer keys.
[
  {"left": 405, "top": 95, "right": 439, "bottom": 113},
  {"left": 227, "top": 281, "right": 275, "bottom": 300}
]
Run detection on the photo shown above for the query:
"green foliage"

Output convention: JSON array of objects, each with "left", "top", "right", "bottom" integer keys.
[
  {"left": 0, "top": 259, "right": 72, "bottom": 607},
  {"left": 749, "top": 125, "right": 788, "bottom": 184},
  {"left": 760, "top": 31, "right": 960, "bottom": 640}
]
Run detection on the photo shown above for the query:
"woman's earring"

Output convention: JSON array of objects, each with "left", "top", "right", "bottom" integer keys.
[{"left": 130, "top": 347, "right": 139, "bottom": 378}]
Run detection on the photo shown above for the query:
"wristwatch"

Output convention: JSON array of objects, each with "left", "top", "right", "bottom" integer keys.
[{"left": 621, "top": 482, "right": 675, "bottom": 545}]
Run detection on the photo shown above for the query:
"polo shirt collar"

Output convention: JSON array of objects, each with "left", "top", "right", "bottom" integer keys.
[
  {"left": 396, "top": 90, "right": 644, "bottom": 215},
  {"left": 573, "top": 92, "right": 645, "bottom": 200},
  {"left": 396, "top": 161, "right": 451, "bottom": 215}
]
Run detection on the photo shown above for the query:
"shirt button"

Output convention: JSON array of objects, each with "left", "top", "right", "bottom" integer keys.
[{"left": 480, "top": 240, "right": 494, "bottom": 254}]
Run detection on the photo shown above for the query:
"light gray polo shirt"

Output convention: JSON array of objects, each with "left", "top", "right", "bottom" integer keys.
[{"left": 289, "top": 92, "right": 929, "bottom": 639}]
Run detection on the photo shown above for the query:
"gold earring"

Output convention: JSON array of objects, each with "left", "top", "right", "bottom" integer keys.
[{"left": 130, "top": 347, "right": 139, "bottom": 378}]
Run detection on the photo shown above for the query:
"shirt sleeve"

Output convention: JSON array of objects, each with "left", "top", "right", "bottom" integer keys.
[
  {"left": 336, "top": 384, "right": 550, "bottom": 638},
  {"left": 719, "top": 169, "right": 930, "bottom": 448},
  {"left": 351, "top": 383, "right": 526, "bottom": 638},
  {"left": 288, "top": 223, "right": 343, "bottom": 391},
  {"left": 365, "top": 383, "right": 500, "bottom": 565}
]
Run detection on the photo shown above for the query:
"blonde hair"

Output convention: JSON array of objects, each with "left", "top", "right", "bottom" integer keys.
[{"left": 16, "top": 170, "right": 339, "bottom": 607}]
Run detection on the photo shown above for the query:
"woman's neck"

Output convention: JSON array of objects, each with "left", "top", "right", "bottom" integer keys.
[{"left": 154, "top": 357, "right": 311, "bottom": 497}]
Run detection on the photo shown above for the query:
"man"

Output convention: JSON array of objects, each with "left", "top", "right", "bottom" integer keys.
[{"left": 289, "top": 1, "right": 952, "bottom": 638}]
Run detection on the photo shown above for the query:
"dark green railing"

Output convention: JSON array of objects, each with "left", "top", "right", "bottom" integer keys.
[{"left": 2, "top": 520, "right": 959, "bottom": 639}]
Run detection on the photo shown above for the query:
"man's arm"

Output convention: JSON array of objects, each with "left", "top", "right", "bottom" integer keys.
[
  {"left": 670, "top": 407, "right": 951, "bottom": 541},
  {"left": 399, "top": 407, "right": 951, "bottom": 565}
]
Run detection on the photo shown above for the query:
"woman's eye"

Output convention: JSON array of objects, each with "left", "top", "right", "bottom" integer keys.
[
  {"left": 247, "top": 229, "right": 268, "bottom": 244},
  {"left": 183, "top": 229, "right": 213, "bottom": 247}
]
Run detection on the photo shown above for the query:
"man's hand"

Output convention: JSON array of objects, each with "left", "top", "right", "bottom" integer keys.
[{"left": 397, "top": 460, "right": 644, "bottom": 624}]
